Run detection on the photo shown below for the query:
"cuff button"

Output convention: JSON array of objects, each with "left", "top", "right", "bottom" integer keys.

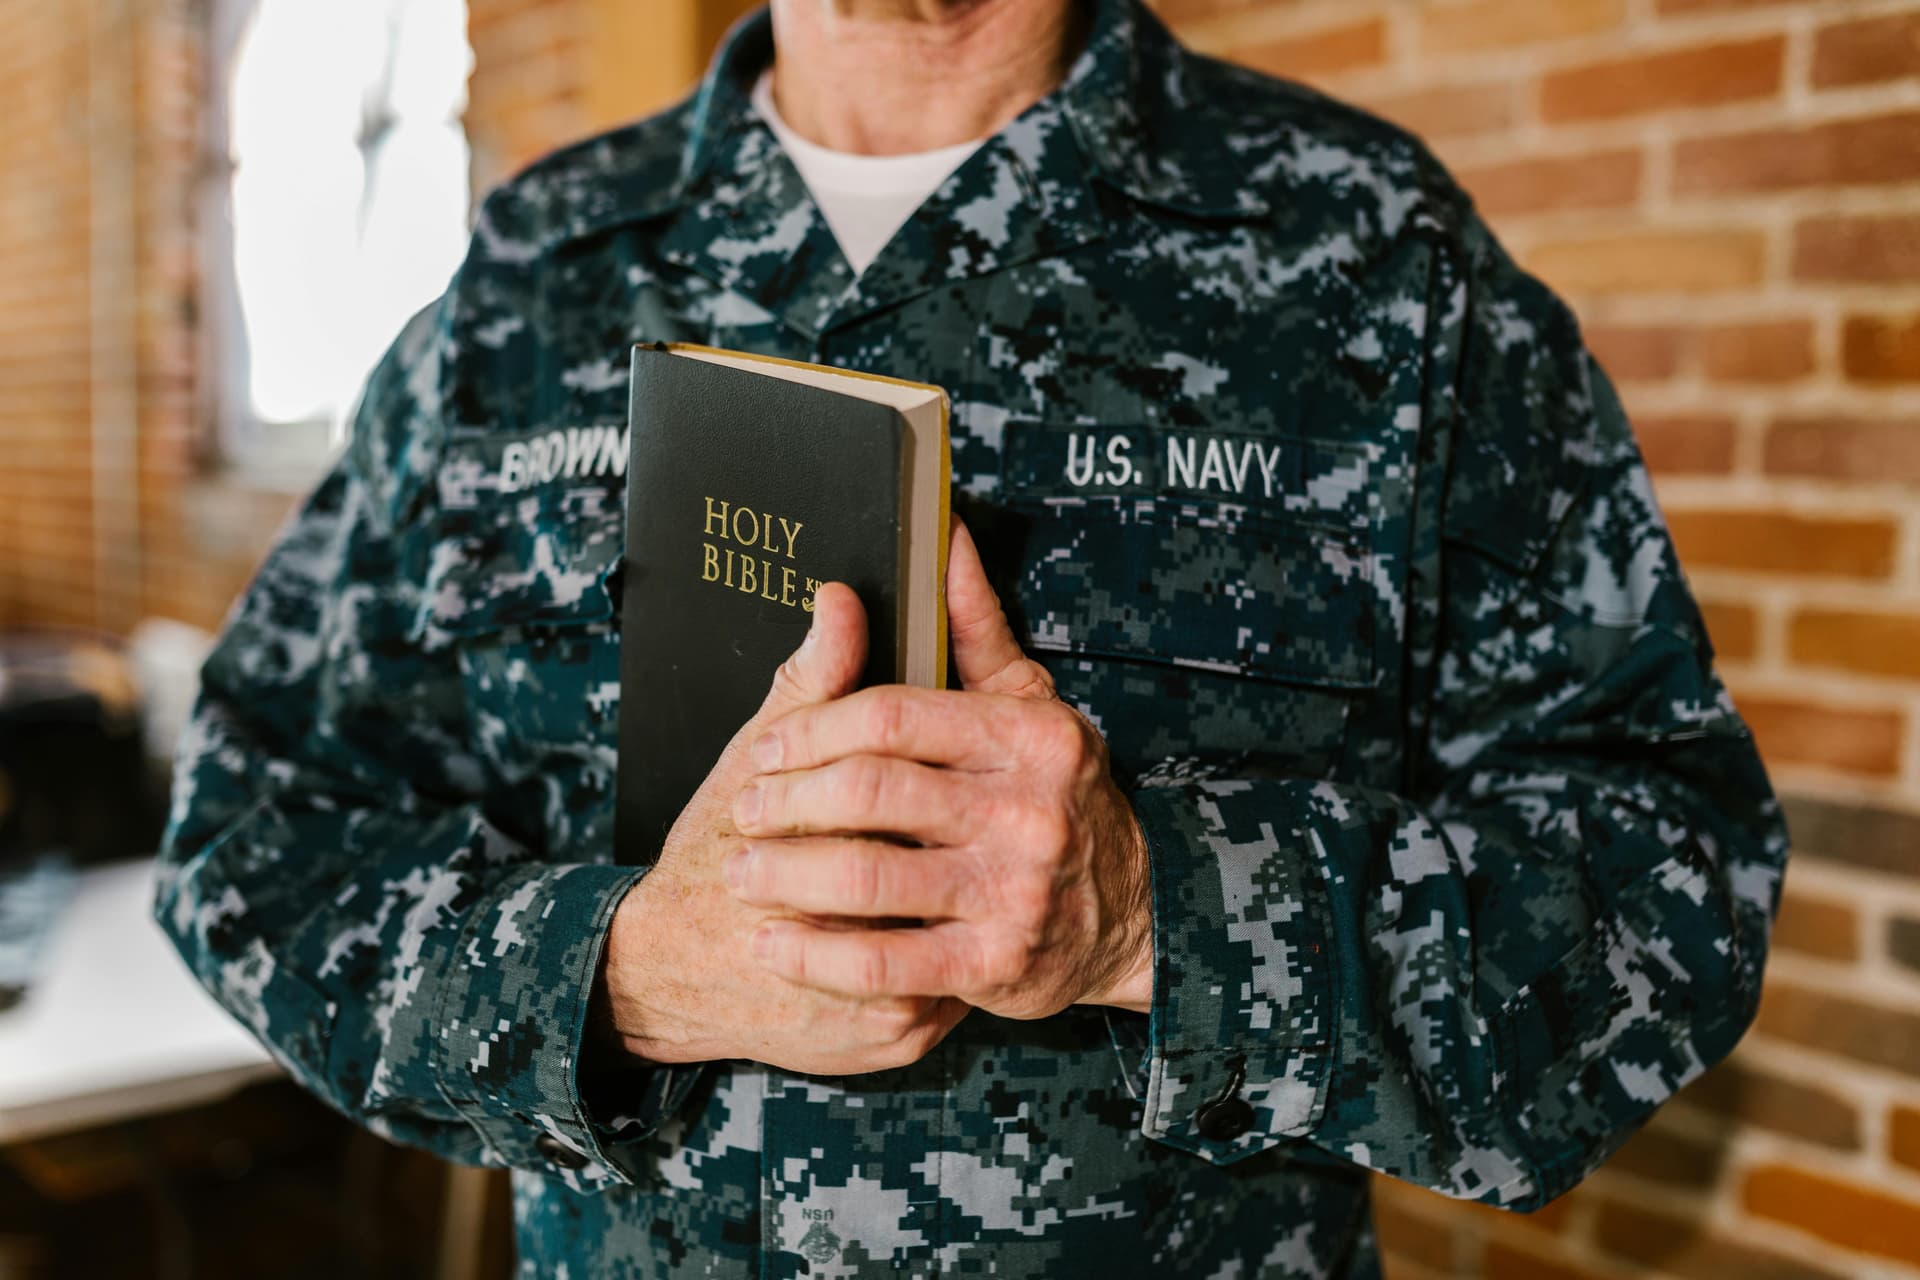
[
  {"left": 1194, "top": 1096, "right": 1254, "bottom": 1142},
  {"left": 534, "top": 1133, "right": 590, "bottom": 1170}
]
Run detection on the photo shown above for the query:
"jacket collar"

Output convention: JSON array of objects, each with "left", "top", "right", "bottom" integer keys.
[
  {"left": 560, "top": 0, "right": 1268, "bottom": 243},
  {"left": 1056, "top": 0, "right": 1270, "bottom": 221}
]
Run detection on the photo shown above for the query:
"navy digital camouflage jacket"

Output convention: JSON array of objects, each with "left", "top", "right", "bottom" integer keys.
[{"left": 156, "top": 1, "right": 1787, "bottom": 1275}]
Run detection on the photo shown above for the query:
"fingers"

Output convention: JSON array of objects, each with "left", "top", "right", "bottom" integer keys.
[
  {"left": 754, "top": 918, "right": 1003, "bottom": 998},
  {"left": 734, "top": 755, "right": 976, "bottom": 844},
  {"left": 725, "top": 836, "right": 972, "bottom": 918},
  {"left": 755, "top": 581, "right": 867, "bottom": 720},
  {"left": 946, "top": 516, "right": 1056, "bottom": 700},
  {"left": 750, "top": 684, "right": 1006, "bottom": 775}
]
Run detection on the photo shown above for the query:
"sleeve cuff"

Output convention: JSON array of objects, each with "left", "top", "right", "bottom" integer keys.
[
  {"left": 1131, "top": 780, "right": 1336, "bottom": 1165},
  {"left": 422, "top": 861, "right": 702, "bottom": 1190}
]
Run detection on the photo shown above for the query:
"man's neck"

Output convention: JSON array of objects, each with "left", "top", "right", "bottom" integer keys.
[{"left": 767, "top": 0, "right": 1085, "bottom": 155}]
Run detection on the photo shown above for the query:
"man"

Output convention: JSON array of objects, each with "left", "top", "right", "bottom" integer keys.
[{"left": 156, "top": 0, "right": 1788, "bottom": 1275}]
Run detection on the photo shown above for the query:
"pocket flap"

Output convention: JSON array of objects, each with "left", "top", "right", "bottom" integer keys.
[
  {"left": 1011, "top": 497, "right": 1375, "bottom": 692},
  {"left": 408, "top": 488, "right": 624, "bottom": 641}
]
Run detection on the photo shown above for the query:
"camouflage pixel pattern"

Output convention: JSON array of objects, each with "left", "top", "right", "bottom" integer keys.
[{"left": 155, "top": 1, "right": 1788, "bottom": 1275}]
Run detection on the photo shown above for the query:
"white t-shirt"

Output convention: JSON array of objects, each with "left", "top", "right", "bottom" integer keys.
[{"left": 752, "top": 71, "right": 984, "bottom": 276}]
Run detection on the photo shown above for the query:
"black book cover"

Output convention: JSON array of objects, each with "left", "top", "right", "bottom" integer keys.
[{"left": 616, "top": 345, "right": 911, "bottom": 865}]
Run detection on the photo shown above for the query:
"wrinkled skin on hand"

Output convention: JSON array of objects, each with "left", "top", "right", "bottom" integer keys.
[
  {"left": 598, "top": 579, "right": 971, "bottom": 1075},
  {"left": 598, "top": 518, "right": 1154, "bottom": 1076},
  {"left": 728, "top": 518, "right": 1155, "bottom": 1020}
]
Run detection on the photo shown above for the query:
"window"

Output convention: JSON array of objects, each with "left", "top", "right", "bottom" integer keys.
[{"left": 206, "top": 0, "right": 472, "bottom": 479}]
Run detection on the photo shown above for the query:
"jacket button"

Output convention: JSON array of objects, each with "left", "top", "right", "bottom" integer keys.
[
  {"left": 534, "top": 1133, "right": 590, "bottom": 1170},
  {"left": 1194, "top": 1096, "right": 1255, "bottom": 1143}
]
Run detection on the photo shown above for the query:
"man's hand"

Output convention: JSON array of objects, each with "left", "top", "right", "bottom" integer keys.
[
  {"left": 725, "top": 519, "right": 1154, "bottom": 1019},
  {"left": 598, "top": 584, "right": 970, "bottom": 1075}
]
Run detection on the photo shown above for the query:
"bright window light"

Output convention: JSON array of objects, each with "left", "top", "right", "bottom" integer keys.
[{"left": 227, "top": 0, "right": 471, "bottom": 433}]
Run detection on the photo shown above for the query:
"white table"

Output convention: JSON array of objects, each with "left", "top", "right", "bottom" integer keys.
[{"left": 0, "top": 859, "right": 278, "bottom": 1144}]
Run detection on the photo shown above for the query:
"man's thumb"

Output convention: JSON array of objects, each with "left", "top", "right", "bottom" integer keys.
[
  {"left": 758, "top": 581, "right": 867, "bottom": 717},
  {"left": 946, "top": 517, "right": 1054, "bottom": 699}
]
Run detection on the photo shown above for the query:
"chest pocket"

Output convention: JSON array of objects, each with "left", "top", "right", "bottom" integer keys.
[
  {"left": 996, "top": 433, "right": 1375, "bottom": 785},
  {"left": 407, "top": 483, "right": 626, "bottom": 790}
]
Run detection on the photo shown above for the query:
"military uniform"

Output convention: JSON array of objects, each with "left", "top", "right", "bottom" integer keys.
[{"left": 155, "top": 1, "right": 1787, "bottom": 1275}]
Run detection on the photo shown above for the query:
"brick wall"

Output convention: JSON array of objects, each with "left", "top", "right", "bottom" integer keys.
[
  {"left": 1154, "top": 0, "right": 1920, "bottom": 1275},
  {"left": 466, "top": 0, "right": 759, "bottom": 192},
  {"left": 465, "top": 0, "right": 591, "bottom": 196},
  {"left": 0, "top": 0, "right": 98, "bottom": 631},
  {"left": 0, "top": 0, "right": 282, "bottom": 637}
]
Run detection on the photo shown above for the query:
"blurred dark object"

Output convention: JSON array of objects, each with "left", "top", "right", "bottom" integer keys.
[
  {"left": 0, "top": 632, "right": 166, "bottom": 869},
  {"left": 0, "top": 1080, "right": 494, "bottom": 1280}
]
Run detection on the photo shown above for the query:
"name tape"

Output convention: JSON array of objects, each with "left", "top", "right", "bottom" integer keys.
[
  {"left": 1003, "top": 421, "right": 1313, "bottom": 501},
  {"left": 495, "top": 425, "right": 630, "bottom": 493}
]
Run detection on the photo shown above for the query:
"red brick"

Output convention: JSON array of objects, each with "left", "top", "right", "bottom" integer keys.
[
  {"left": 1675, "top": 1059, "right": 1860, "bottom": 1149},
  {"left": 1894, "top": 1105, "right": 1920, "bottom": 1174},
  {"left": 1377, "top": 1263, "right": 1447, "bottom": 1280},
  {"left": 1665, "top": 509, "right": 1898, "bottom": 578},
  {"left": 1765, "top": 416, "right": 1920, "bottom": 484},
  {"left": 1770, "top": 887, "right": 1859, "bottom": 961},
  {"left": 1155, "top": 0, "right": 1245, "bottom": 20},
  {"left": 1812, "top": 13, "right": 1920, "bottom": 89},
  {"left": 1459, "top": 149, "right": 1642, "bottom": 217},
  {"left": 1699, "top": 320, "right": 1815, "bottom": 383},
  {"left": 1753, "top": 982, "right": 1920, "bottom": 1078},
  {"left": 1232, "top": 19, "right": 1388, "bottom": 81},
  {"left": 1370, "top": 1191, "right": 1456, "bottom": 1272},
  {"left": 1697, "top": 600, "right": 1757, "bottom": 661},
  {"left": 1736, "top": 695, "right": 1904, "bottom": 776},
  {"left": 1844, "top": 314, "right": 1920, "bottom": 383},
  {"left": 1892, "top": 917, "right": 1920, "bottom": 979},
  {"left": 1362, "top": 83, "right": 1516, "bottom": 140},
  {"left": 1596, "top": 1197, "right": 1851, "bottom": 1280},
  {"left": 1484, "top": 1242, "right": 1605, "bottom": 1280},
  {"left": 1542, "top": 36, "right": 1784, "bottom": 122},
  {"left": 1782, "top": 796, "right": 1920, "bottom": 882},
  {"left": 1587, "top": 324, "right": 1688, "bottom": 382},
  {"left": 1528, "top": 230, "right": 1767, "bottom": 296},
  {"left": 1789, "top": 608, "right": 1920, "bottom": 680},
  {"left": 1602, "top": 1122, "right": 1724, "bottom": 1186},
  {"left": 466, "top": 3, "right": 577, "bottom": 66},
  {"left": 1421, "top": 0, "right": 1626, "bottom": 55},
  {"left": 1795, "top": 215, "right": 1920, "bottom": 284},
  {"left": 1457, "top": 1186, "right": 1577, "bottom": 1236},
  {"left": 1675, "top": 112, "right": 1920, "bottom": 195},
  {"left": 1658, "top": 0, "right": 1794, "bottom": 10},
  {"left": 1635, "top": 414, "right": 1736, "bottom": 475},
  {"left": 1744, "top": 1164, "right": 1920, "bottom": 1268}
]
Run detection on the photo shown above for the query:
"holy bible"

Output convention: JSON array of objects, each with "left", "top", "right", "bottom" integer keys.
[{"left": 615, "top": 343, "right": 951, "bottom": 865}]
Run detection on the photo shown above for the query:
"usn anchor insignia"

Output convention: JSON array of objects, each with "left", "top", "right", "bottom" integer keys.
[{"left": 798, "top": 1219, "right": 843, "bottom": 1265}]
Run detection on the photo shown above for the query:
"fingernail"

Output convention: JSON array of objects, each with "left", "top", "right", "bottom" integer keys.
[
  {"left": 723, "top": 847, "right": 753, "bottom": 891},
  {"left": 751, "top": 733, "right": 782, "bottom": 772},
  {"left": 751, "top": 925, "right": 776, "bottom": 961},
  {"left": 734, "top": 784, "right": 762, "bottom": 828}
]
